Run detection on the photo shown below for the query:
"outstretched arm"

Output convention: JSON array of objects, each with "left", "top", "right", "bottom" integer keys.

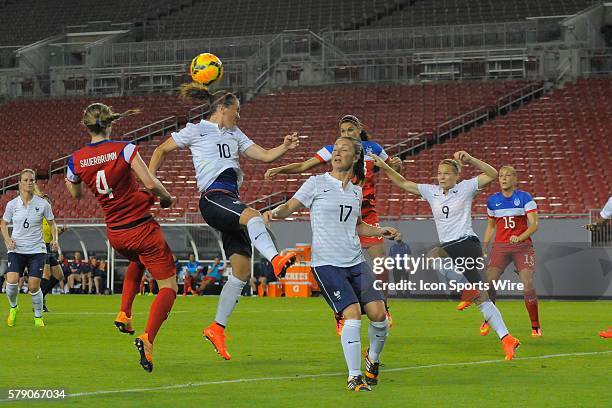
[
  {"left": 131, "top": 152, "right": 173, "bottom": 208},
  {"left": 265, "top": 157, "right": 322, "bottom": 180},
  {"left": 356, "top": 218, "right": 401, "bottom": 240},
  {"left": 369, "top": 154, "right": 420, "bottom": 195},
  {"left": 454, "top": 151, "right": 498, "bottom": 189},
  {"left": 262, "top": 198, "right": 305, "bottom": 223},
  {"left": 243, "top": 133, "right": 299, "bottom": 163},
  {"left": 149, "top": 137, "right": 180, "bottom": 175}
]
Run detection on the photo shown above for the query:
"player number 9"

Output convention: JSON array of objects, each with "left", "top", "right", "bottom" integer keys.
[{"left": 441, "top": 205, "right": 449, "bottom": 219}]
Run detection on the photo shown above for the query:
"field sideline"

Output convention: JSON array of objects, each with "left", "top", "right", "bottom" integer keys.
[{"left": 0, "top": 295, "right": 610, "bottom": 407}]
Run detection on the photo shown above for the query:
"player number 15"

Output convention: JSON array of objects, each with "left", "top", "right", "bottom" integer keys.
[{"left": 503, "top": 216, "right": 515, "bottom": 229}]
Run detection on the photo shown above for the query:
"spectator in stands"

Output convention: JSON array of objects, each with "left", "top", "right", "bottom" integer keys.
[
  {"left": 199, "top": 257, "right": 225, "bottom": 295},
  {"left": 250, "top": 257, "right": 275, "bottom": 296},
  {"left": 182, "top": 253, "right": 203, "bottom": 295},
  {"left": 93, "top": 258, "right": 106, "bottom": 295},
  {"left": 67, "top": 251, "right": 84, "bottom": 293}
]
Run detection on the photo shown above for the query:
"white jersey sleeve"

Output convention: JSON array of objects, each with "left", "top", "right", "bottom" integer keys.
[
  {"left": 417, "top": 183, "right": 437, "bottom": 202},
  {"left": 171, "top": 122, "right": 199, "bottom": 148},
  {"left": 465, "top": 177, "right": 479, "bottom": 195},
  {"left": 601, "top": 196, "right": 612, "bottom": 219},
  {"left": 293, "top": 176, "right": 317, "bottom": 208},
  {"left": 2, "top": 199, "right": 14, "bottom": 223},
  {"left": 234, "top": 127, "right": 255, "bottom": 155}
]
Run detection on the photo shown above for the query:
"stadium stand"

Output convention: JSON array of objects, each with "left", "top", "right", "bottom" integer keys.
[
  {"left": 0, "top": 95, "right": 199, "bottom": 179},
  {"left": 1, "top": 78, "right": 609, "bottom": 219},
  {"left": 391, "top": 77, "right": 612, "bottom": 216},
  {"left": 370, "top": 0, "right": 599, "bottom": 28}
]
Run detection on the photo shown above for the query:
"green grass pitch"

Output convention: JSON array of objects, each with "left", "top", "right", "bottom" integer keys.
[{"left": 0, "top": 295, "right": 610, "bottom": 407}]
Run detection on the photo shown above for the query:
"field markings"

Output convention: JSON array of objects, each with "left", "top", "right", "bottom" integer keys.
[{"left": 2, "top": 350, "right": 608, "bottom": 401}]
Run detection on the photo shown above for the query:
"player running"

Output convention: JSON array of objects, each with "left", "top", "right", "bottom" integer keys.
[
  {"left": 265, "top": 114, "right": 402, "bottom": 334},
  {"left": 371, "top": 151, "right": 521, "bottom": 360},
  {"left": 65, "top": 103, "right": 177, "bottom": 372},
  {"left": 149, "top": 83, "right": 299, "bottom": 360},
  {"left": 264, "top": 136, "right": 400, "bottom": 391},
  {"left": 585, "top": 195, "right": 612, "bottom": 339},
  {"left": 481, "top": 166, "right": 540, "bottom": 337},
  {"left": 1, "top": 169, "right": 56, "bottom": 327}
]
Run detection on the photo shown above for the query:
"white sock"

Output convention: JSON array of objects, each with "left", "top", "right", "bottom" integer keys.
[
  {"left": 368, "top": 318, "right": 389, "bottom": 363},
  {"left": 438, "top": 258, "right": 468, "bottom": 284},
  {"left": 246, "top": 217, "right": 278, "bottom": 261},
  {"left": 30, "top": 289, "right": 43, "bottom": 318},
  {"left": 214, "top": 274, "right": 247, "bottom": 327},
  {"left": 478, "top": 300, "right": 509, "bottom": 339},
  {"left": 6, "top": 283, "right": 18, "bottom": 308},
  {"left": 341, "top": 319, "right": 362, "bottom": 377}
]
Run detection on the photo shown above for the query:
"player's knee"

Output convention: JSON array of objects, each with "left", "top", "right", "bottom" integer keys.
[
  {"left": 239, "top": 207, "right": 261, "bottom": 224},
  {"left": 341, "top": 304, "right": 361, "bottom": 320}
]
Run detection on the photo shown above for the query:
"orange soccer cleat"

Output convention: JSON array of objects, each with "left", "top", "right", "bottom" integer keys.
[
  {"left": 271, "top": 252, "right": 297, "bottom": 278},
  {"left": 457, "top": 289, "right": 480, "bottom": 311},
  {"left": 480, "top": 321, "right": 491, "bottom": 336},
  {"left": 531, "top": 327, "right": 543, "bottom": 337},
  {"left": 599, "top": 327, "right": 612, "bottom": 339},
  {"left": 114, "top": 311, "right": 135, "bottom": 335},
  {"left": 335, "top": 313, "right": 344, "bottom": 336},
  {"left": 134, "top": 333, "right": 154, "bottom": 372},
  {"left": 501, "top": 334, "right": 521, "bottom": 360},
  {"left": 203, "top": 322, "right": 231, "bottom": 360}
]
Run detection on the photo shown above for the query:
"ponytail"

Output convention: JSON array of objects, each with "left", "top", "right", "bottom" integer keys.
[
  {"left": 82, "top": 103, "right": 141, "bottom": 134},
  {"left": 180, "top": 82, "right": 238, "bottom": 117}
]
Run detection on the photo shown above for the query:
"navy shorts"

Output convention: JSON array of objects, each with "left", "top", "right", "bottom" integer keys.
[
  {"left": 312, "top": 262, "right": 384, "bottom": 314},
  {"left": 6, "top": 252, "right": 46, "bottom": 279},
  {"left": 199, "top": 190, "right": 252, "bottom": 259},
  {"left": 440, "top": 235, "right": 484, "bottom": 284},
  {"left": 45, "top": 243, "right": 59, "bottom": 267}
]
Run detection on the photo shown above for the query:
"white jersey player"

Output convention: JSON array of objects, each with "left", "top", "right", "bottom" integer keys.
[
  {"left": 148, "top": 84, "right": 299, "bottom": 361},
  {"left": 265, "top": 136, "right": 401, "bottom": 392},
  {"left": 370, "top": 151, "right": 521, "bottom": 361},
  {"left": 1, "top": 169, "right": 57, "bottom": 327}
]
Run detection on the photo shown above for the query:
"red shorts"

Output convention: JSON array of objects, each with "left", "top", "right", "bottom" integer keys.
[
  {"left": 488, "top": 242, "right": 536, "bottom": 273},
  {"left": 359, "top": 207, "right": 384, "bottom": 248},
  {"left": 107, "top": 219, "right": 175, "bottom": 281}
]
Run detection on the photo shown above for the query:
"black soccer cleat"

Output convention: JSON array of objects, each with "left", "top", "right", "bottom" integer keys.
[
  {"left": 347, "top": 375, "right": 372, "bottom": 392},
  {"left": 364, "top": 351, "right": 380, "bottom": 386}
]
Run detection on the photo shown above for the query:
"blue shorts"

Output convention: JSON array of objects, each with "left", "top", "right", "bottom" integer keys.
[
  {"left": 6, "top": 253, "right": 46, "bottom": 279},
  {"left": 311, "top": 262, "right": 384, "bottom": 314}
]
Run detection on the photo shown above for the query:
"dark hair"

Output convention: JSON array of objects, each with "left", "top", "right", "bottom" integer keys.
[
  {"left": 338, "top": 114, "right": 369, "bottom": 141},
  {"left": 337, "top": 136, "right": 365, "bottom": 183},
  {"left": 179, "top": 82, "right": 238, "bottom": 116}
]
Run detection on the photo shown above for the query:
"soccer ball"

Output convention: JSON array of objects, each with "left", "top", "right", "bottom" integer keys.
[{"left": 190, "top": 53, "right": 223, "bottom": 86}]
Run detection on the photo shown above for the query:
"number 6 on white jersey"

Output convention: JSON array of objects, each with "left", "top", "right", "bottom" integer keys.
[{"left": 96, "top": 170, "right": 114, "bottom": 198}]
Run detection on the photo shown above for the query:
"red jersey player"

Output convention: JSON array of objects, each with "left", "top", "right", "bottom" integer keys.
[
  {"left": 482, "top": 165, "right": 541, "bottom": 337},
  {"left": 65, "top": 103, "right": 177, "bottom": 372},
  {"left": 265, "top": 115, "right": 402, "bottom": 334}
]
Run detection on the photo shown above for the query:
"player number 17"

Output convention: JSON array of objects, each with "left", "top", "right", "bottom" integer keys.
[{"left": 96, "top": 170, "right": 114, "bottom": 199}]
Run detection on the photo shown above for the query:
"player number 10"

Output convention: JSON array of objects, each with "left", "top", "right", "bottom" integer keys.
[
  {"left": 503, "top": 216, "right": 515, "bottom": 229},
  {"left": 96, "top": 170, "right": 114, "bottom": 198}
]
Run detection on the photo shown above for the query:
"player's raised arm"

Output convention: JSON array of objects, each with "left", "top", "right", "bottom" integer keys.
[
  {"left": 149, "top": 137, "right": 180, "bottom": 176},
  {"left": 131, "top": 152, "right": 173, "bottom": 208},
  {"left": 454, "top": 151, "right": 498, "bottom": 189},
  {"left": 265, "top": 157, "right": 321, "bottom": 180},
  {"left": 369, "top": 153, "right": 420, "bottom": 195},
  {"left": 243, "top": 132, "right": 300, "bottom": 163}
]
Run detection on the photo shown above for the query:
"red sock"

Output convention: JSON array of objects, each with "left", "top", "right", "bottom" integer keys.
[
  {"left": 524, "top": 289, "right": 540, "bottom": 328},
  {"left": 145, "top": 287, "right": 176, "bottom": 343},
  {"left": 121, "top": 262, "right": 145, "bottom": 318}
]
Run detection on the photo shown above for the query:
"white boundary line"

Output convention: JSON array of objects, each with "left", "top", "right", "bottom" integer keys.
[{"left": 2, "top": 350, "right": 608, "bottom": 401}]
